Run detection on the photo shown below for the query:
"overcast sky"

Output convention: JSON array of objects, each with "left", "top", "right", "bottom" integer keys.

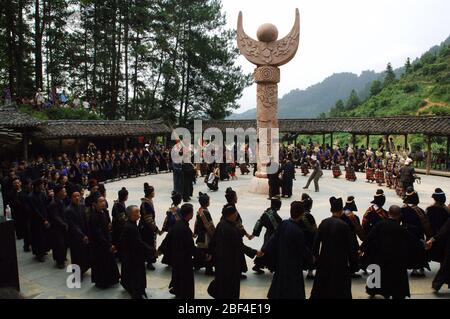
[{"left": 220, "top": 0, "right": 450, "bottom": 113}]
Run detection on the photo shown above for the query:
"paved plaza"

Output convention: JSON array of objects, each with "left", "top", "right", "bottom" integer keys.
[{"left": 17, "top": 169, "right": 450, "bottom": 299}]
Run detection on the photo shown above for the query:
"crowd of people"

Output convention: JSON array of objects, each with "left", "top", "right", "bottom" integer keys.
[
  {"left": 1, "top": 138, "right": 449, "bottom": 300},
  {"left": 2, "top": 86, "right": 98, "bottom": 113}
]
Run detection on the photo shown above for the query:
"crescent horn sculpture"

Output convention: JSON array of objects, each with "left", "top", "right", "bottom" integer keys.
[
  {"left": 237, "top": 8, "right": 300, "bottom": 66},
  {"left": 236, "top": 9, "right": 301, "bottom": 194}
]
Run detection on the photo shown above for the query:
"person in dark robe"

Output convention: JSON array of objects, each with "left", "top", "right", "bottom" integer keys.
[
  {"left": 172, "top": 161, "right": 183, "bottom": 195},
  {"left": 84, "top": 184, "right": 99, "bottom": 209},
  {"left": 267, "top": 161, "right": 281, "bottom": 200},
  {"left": 88, "top": 194, "right": 120, "bottom": 289},
  {"left": 426, "top": 217, "right": 450, "bottom": 292},
  {"left": 65, "top": 190, "right": 90, "bottom": 276},
  {"left": 139, "top": 183, "right": 161, "bottom": 270},
  {"left": 160, "top": 203, "right": 196, "bottom": 299},
  {"left": 19, "top": 179, "right": 33, "bottom": 252},
  {"left": 120, "top": 205, "right": 154, "bottom": 299},
  {"left": 263, "top": 201, "right": 313, "bottom": 299},
  {"left": 341, "top": 196, "right": 364, "bottom": 277},
  {"left": 401, "top": 187, "right": 432, "bottom": 277},
  {"left": 207, "top": 205, "right": 260, "bottom": 299},
  {"left": 112, "top": 187, "right": 128, "bottom": 256},
  {"left": 281, "top": 158, "right": 296, "bottom": 198},
  {"left": 29, "top": 179, "right": 50, "bottom": 262},
  {"left": 310, "top": 197, "right": 358, "bottom": 299},
  {"left": 223, "top": 187, "right": 254, "bottom": 279},
  {"left": 47, "top": 184, "right": 68, "bottom": 268},
  {"left": 219, "top": 162, "right": 230, "bottom": 181},
  {"left": 194, "top": 192, "right": 216, "bottom": 275},
  {"left": 182, "top": 162, "right": 194, "bottom": 202},
  {"left": 159, "top": 192, "right": 182, "bottom": 266},
  {"left": 362, "top": 189, "right": 388, "bottom": 237},
  {"left": 360, "top": 205, "right": 411, "bottom": 299},
  {"left": 8, "top": 178, "right": 26, "bottom": 240},
  {"left": 399, "top": 158, "right": 418, "bottom": 194},
  {"left": 252, "top": 198, "right": 282, "bottom": 274},
  {"left": 426, "top": 188, "right": 449, "bottom": 264},
  {"left": 299, "top": 193, "right": 317, "bottom": 279}
]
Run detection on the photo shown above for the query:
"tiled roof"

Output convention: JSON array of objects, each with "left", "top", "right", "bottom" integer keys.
[
  {"left": 203, "top": 116, "right": 450, "bottom": 135},
  {"left": 0, "top": 107, "right": 41, "bottom": 128},
  {"left": 32, "top": 119, "right": 172, "bottom": 139}
]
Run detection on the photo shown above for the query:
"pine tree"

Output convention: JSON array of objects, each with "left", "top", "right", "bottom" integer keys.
[
  {"left": 345, "top": 90, "right": 360, "bottom": 110},
  {"left": 384, "top": 62, "right": 396, "bottom": 86},
  {"left": 370, "top": 80, "right": 382, "bottom": 96},
  {"left": 404, "top": 57, "right": 412, "bottom": 74}
]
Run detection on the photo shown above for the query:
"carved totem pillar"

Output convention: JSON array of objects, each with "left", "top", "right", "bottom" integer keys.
[
  {"left": 237, "top": 9, "right": 300, "bottom": 182},
  {"left": 254, "top": 65, "right": 280, "bottom": 178}
]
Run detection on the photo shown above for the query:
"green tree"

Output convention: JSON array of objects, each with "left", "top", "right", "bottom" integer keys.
[
  {"left": 369, "top": 80, "right": 382, "bottom": 96},
  {"left": 345, "top": 90, "right": 360, "bottom": 110},
  {"left": 404, "top": 57, "right": 412, "bottom": 74},
  {"left": 384, "top": 62, "right": 396, "bottom": 86}
]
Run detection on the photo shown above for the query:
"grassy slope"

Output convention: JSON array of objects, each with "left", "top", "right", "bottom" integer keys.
[{"left": 343, "top": 45, "right": 450, "bottom": 118}]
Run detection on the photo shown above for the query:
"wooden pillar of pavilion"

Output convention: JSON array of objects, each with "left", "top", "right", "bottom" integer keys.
[
  {"left": 404, "top": 134, "right": 408, "bottom": 151},
  {"left": 426, "top": 135, "right": 432, "bottom": 175},
  {"left": 22, "top": 132, "right": 29, "bottom": 161},
  {"left": 322, "top": 133, "right": 326, "bottom": 146},
  {"left": 447, "top": 136, "right": 450, "bottom": 170},
  {"left": 366, "top": 134, "right": 370, "bottom": 149},
  {"left": 330, "top": 132, "right": 334, "bottom": 146},
  {"left": 75, "top": 138, "right": 80, "bottom": 154}
]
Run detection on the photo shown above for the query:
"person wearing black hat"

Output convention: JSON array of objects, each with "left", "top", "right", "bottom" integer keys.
[
  {"left": 159, "top": 191, "right": 182, "bottom": 266},
  {"left": 194, "top": 192, "right": 215, "bottom": 275},
  {"left": 222, "top": 187, "right": 253, "bottom": 279},
  {"left": 343, "top": 196, "right": 365, "bottom": 241},
  {"left": 119, "top": 205, "right": 154, "bottom": 299},
  {"left": 47, "top": 184, "right": 69, "bottom": 269},
  {"left": 207, "top": 204, "right": 260, "bottom": 299},
  {"left": 298, "top": 193, "right": 317, "bottom": 279},
  {"left": 400, "top": 187, "right": 432, "bottom": 277},
  {"left": 267, "top": 160, "right": 281, "bottom": 200},
  {"left": 19, "top": 178, "right": 33, "bottom": 252},
  {"left": 159, "top": 203, "right": 196, "bottom": 299},
  {"left": 362, "top": 190, "right": 388, "bottom": 237},
  {"left": 112, "top": 187, "right": 129, "bottom": 257},
  {"left": 88, "top": 194, "right": 120, "bottom": 289},
  {"left": 426, "top": 212, "right": 450, "bottom": 292},
  {"left": 280, "top": 158, "right": 296, "bottom": 198},
  {"left": 65, "top": 188, "right": 90, "bottom": 276},
  {"left": 252, "top": 198, "right": 283, "bottom": 274},
  {"left": 310, "top": 197, "right": 358, "bottom": 299},
  {"left": 262, "top": 201, "right": 313, "bottom": 299},
  {"left": 360, "top": 205, "right": 411, "bottom": 299},
  {"left": 139, "top": 184, "right": 161, "bottom": 270},
  {"left": 426, "top": 188, "right": 449, "bottom": 264},
  {"left": 28, "top": 178, "right": 50, "bottom": 262}
]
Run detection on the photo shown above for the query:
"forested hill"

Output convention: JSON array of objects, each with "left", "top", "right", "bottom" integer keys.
[
  {"left": 228, "top": 71, "right": 380, "bottom": 119},
  {"left": 230, "top": 35, "right": 450, "bottom": 120},
  {"left": 326, "top": 37, "right": 450, "bottom": 118}
]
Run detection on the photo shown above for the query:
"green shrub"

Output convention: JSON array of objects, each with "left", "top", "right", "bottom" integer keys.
[{"left": 403, "top": 83, "right": 419, "bottom": 93}]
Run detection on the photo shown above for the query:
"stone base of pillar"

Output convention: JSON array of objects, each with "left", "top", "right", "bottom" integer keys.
[{"left": 248, "top": 176, "right": 269, "bottom": 195}]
